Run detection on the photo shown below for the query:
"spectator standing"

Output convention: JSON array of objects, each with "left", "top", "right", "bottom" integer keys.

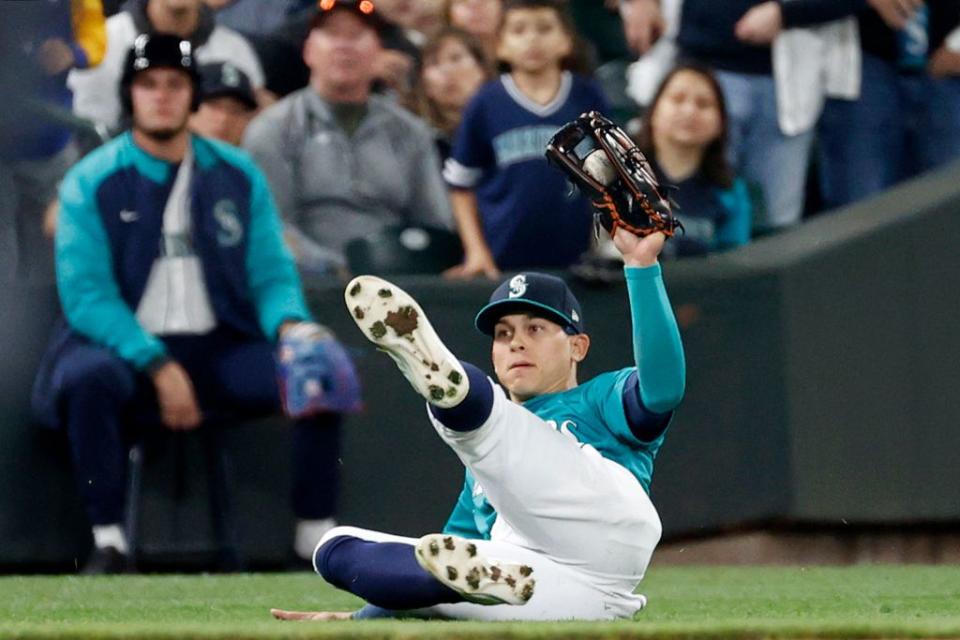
[
  {"left": 32, "top": 35, "right": 348, "bottom": 573},
  {"left": 817, "top": 0, "right": 960, "bottom": 209},
  {"left": 243, "top": 1, "right": 453, "bottom": 275},
  {"left": 69, "top": 0, "right": 269, "bottom": 132},
  {"left": 0, "top": 0, "right": 106, "bottom": 282},
  {"left": 443, "top": 0, "right": 609, "bottom": 278},
  {"left": 190, "top": 62, "right": 259, "bottom": 146},
  {"left": 624, "top": 0, "right": 864, "bottom": 233},
  {"left": 412, "top": 28, "right": 492, "bottom": 163},
  {"left": 639, "top": 64, "right": 751, "bottom": 257}
]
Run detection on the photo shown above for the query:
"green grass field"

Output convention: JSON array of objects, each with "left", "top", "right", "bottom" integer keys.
[{"left": 1, "top": 565, "right": 958, "bottom": 639}]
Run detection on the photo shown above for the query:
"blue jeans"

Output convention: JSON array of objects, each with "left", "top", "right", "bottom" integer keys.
[
  {"left": 817, "top": 53, "right": 960, "bottom": 210},
  {"left": 716, "top": 71, "right": 815, "bottom": 232}
]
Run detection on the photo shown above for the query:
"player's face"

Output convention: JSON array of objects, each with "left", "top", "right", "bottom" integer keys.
[
  {"left": 496, "top": 8, "right": 572, "bottom": 75},
  {"left": 189, "top": 95, "right": 254, "bottom": 146},
  {"left": 650, "top": 69, "right": 723, "bottom": 151},
  {"left": 450, "top": 0, "right": 502, "bottom": 39},
  {"left": 130, "top": 67, "right": 194, "bottom": 140},
  {"left": 491, "top": 313, "right": 589, "bottom": 402},
  {"left": 422, "top": 36, "right": 487, "bottom": 111},
  {"left": 304, "top": 11, "right": 382, "bottom": 92}
]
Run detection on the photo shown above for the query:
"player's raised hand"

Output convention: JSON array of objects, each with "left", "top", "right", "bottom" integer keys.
[
  {"left": 613, "top": 229, "right": 665, "bottom": 268},
  {"left": 271, "top": 608, "right": 353, "bottom": 621}
]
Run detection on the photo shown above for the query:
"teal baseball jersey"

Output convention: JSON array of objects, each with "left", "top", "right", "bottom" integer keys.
[{"left": 444, "top": 367, "right": 667, "bottom": 539}]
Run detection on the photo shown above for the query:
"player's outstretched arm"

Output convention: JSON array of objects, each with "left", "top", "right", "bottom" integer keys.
[
  {"left": 615, "top": 230, "right": 686, "bottom": 415},
  {"left": 271, "top": 608, "right": 353, "bottom": 621},
  {"left": 613, "top": 228, "right": 665, "bottom": 268}
]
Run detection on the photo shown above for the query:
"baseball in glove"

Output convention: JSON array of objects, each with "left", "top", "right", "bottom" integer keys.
[
  {"left": 276, "top": 322, "right": 362, "bottom": 417},
  {"left": 546, "top": 111, "right": 682, "bottom": 239}
]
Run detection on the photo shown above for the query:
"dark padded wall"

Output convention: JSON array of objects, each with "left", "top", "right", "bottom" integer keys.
[{"left": 2, "top": 163, "right": 958, "bottom": 567}]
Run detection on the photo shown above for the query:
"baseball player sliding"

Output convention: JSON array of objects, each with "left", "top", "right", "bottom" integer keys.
[{"left": 272, "top": 114, "right": 685, "bottom": 621}]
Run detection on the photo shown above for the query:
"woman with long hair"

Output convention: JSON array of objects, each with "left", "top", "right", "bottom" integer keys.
[
  {"left": 410, "top": 27, "right": 491, "bottom": 162},
  {"left": 638, "top": 63, "right": 752, "bottom": 257}
]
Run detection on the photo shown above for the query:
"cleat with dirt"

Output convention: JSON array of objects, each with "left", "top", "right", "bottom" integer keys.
[
  {"left": 414, "top": 533, "right": 536, "bottom": 606},
  {"left": 344, "top": 276, "right": 468, "bottom": 408}
]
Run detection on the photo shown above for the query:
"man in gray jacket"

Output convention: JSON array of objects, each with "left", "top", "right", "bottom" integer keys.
[{"left": 243, "top": 0, "right": 453, "bottom": 274}]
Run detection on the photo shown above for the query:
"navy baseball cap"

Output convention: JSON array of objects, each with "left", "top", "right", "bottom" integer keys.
[
  {"left": 198, "top": 62, "right": 257, "bottom": 110},
  {"left": 475, "top": 273, "right": 584, "bottom": 336}
]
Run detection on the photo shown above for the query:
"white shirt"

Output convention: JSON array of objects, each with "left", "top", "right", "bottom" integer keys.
[
  {"left": 135, "top": 147, "right": 217, "bottom": 335},
  {"left": 69, "top": 11, "right": 265, "bottom": 130},
  {"left": 773, "top": 16, "right": 861, "bottom": 136}
]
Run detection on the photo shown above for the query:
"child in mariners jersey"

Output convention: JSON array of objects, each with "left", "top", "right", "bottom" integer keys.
[
  {"left": 270, "top": 228, "right": 685, "bottom": 622},
  {"left": 442, "top": 0, "right": 608, "bottom": 279}
]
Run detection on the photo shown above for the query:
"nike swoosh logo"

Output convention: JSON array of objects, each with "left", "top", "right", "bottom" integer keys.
[{"left": 119, "top": 209, "right": 139, "bottom": 223}]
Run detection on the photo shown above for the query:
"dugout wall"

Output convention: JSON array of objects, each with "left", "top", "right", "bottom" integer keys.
[{"left": 1, "top": 162, "right": 958, "bottom": 569}]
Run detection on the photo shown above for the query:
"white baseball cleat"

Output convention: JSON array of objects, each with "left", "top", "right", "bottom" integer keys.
[
  {"left": 344, "top": 275, "right": 468, "bottom": 408},
  {"left": 414, "top": 534, "right": 535, "bottom": 606}
]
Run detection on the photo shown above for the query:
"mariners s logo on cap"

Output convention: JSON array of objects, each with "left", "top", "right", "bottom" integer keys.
[
  {"left": 475, "top": 272, "right": 585, "bottom": 336},
  {"left": 509, "top": 275, "right": 528, "bottom": 298},
  {"left": 221, "top": 63, "right": 241, "bottom": 88}
]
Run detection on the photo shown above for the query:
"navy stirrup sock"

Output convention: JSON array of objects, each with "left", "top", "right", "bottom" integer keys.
[
  {"left": 428, "top": 361, "right": 493, "bottom": 432},
  {"left": 315, "top": 535, "right": 461, "bottom": 610}
]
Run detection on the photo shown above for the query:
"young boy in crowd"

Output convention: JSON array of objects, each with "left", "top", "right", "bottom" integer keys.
[{"left": 443, "top": 0, "right": 608, "bottom": 279}]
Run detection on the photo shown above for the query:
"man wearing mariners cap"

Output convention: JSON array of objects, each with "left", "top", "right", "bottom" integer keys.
[
  {"left": 190, "top": 61, "right": 258, "bottom": 146},
  {"left": 273, "top": 227, "right": 686, "bottom": 621}
]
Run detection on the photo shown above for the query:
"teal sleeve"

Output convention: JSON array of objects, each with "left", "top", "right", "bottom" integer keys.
[
  {"left": 442, "top": 480, "right": 486, "bottom": 539},
  {"left": 244, "top": 161, "right": 312, "bottom": 339},
  {"left": 715, "top": 178, "right": 753, "bottom": 250},
  {"left": 625, "top": 263, "right": 685, "bottom": 413},
  {"left": 55, "top": 169, "right": 167, "bottom": 369}
]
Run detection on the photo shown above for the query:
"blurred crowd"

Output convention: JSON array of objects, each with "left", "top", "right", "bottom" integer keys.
[
  {"left": 2, "top": 0, "right": 958, "bottom": 284},
  {"left": 2, "top": 0, "right": 959, "bottom": 573}
]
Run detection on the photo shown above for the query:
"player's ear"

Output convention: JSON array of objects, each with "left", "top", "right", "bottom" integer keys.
[{"left": 570, "top": 333, "right": 590, "bottom": 363}]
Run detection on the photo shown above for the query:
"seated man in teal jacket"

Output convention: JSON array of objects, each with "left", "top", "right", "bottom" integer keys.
[{"left": 32, "top": 34, "right": 350, "bottom": 574}]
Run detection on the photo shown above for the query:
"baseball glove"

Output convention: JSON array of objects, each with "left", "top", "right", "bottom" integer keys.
[
  {"left": 277, "top": 322, "right": 362, "bottom": 417},
  {"left": 546, "top": 111, "right": 681, "bottom": 239}
]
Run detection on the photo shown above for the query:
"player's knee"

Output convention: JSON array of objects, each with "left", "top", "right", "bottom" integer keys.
[
  {"left": 60, "top": 351, "right": 135, "bottom": 404},
  {"left": 313, "top": 529, "right": 361, "bottom": 583},
  {"left": 649, "top": 514, "right": 663, "bottom": 545},
  {"left": 624, "top": 510, "right": 662, "bottom": 547}
]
